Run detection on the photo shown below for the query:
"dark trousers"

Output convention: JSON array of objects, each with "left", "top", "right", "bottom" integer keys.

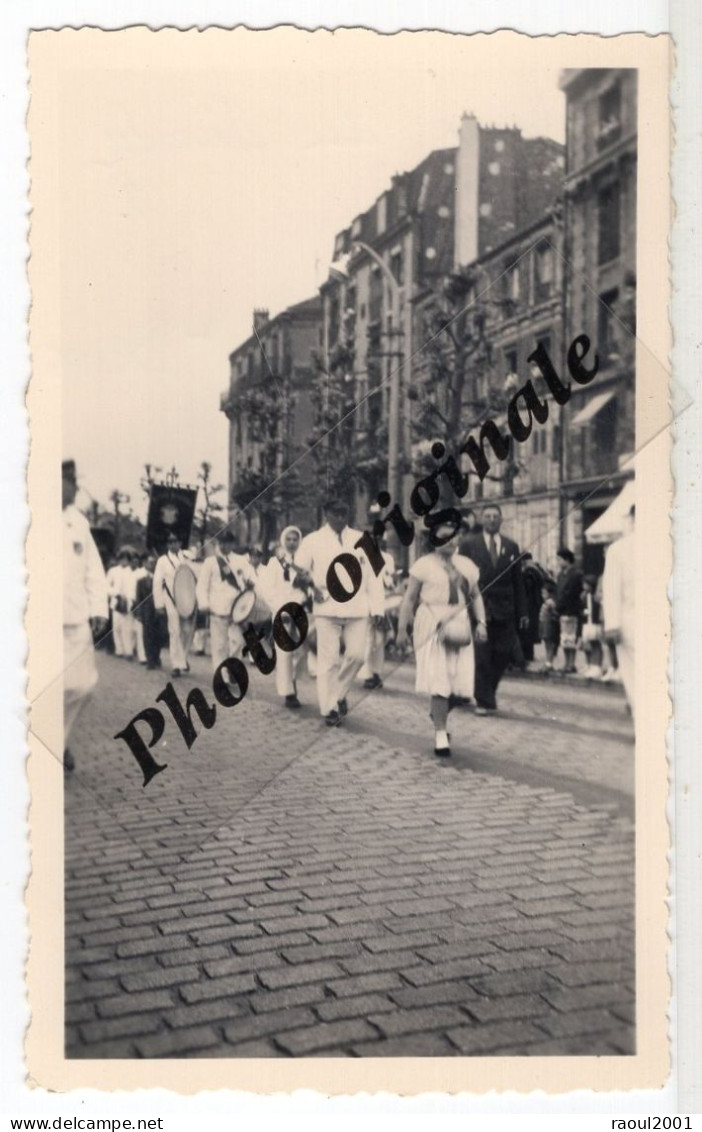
[
  {"left": 518, "top": 631, "right": 534, "bottom": 663},
  {"left": 474, "top": 620, "right": 516, "bottom": 709},
  {"left": 141, "top": 608, "right": 163, "bottom": 668}
]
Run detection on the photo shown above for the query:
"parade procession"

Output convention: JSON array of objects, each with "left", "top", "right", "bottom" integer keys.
[{"left": 51, "top": 45, "right": 653, "bottom": 1067}]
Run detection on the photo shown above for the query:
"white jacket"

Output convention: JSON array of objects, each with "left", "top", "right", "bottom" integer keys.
[
  {"left": 196, "top": 553, "right": 256, "bottom": 618},
  {"left": 63, "top": 506, "right": 108, "bottom": 627},
  {"left": 152, "top": 550, "right": 190, "bottom": 612},
  {"left": 295, "top": 523, "right": 385, "bottom": 620}
]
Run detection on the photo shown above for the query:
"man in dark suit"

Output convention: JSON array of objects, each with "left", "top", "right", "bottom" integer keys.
[{"left": 460, "top": 502, "right": 528, "bottom": 715}]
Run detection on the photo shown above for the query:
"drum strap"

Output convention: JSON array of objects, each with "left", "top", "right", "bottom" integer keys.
[{"left": 217, "top": 555, "right": 241, "bottom": 591}]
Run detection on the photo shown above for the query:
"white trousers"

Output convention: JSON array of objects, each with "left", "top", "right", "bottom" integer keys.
[
  {"left": 165, "top": 599, "right": 194, "bottom": 671},
  {"left": 315, "top": 616, "right": 369, "bottom": 716},
  {"left": 209, "top": 615, "right": 246, "bottom": 673},
  {"left": 359, "top": 622, "right": 386, "bottom": 681},
  {"left": 113, "top": 610, "right": 135, "bottom": 657},
  {"left": 135, "top": 620, "right": 146, "bottom": 663},
  {"left": 64, "top": 622, "right": 98, "bottom": 748},
  {"left": 275, "top": 644, "right": 306, "bottom": 697}
]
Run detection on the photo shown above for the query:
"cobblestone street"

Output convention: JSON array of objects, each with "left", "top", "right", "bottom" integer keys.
[{"left": 64, "top": 651, "right": 635, "bottom": 1059}]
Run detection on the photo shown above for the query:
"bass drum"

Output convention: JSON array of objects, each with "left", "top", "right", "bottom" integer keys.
[{"left": 173, "top": 563, "right": 198, "bottom": 619}]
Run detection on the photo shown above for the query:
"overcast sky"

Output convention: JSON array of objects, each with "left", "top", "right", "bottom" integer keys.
[{"left": 54, "top": 29, "right": 566, "bottom": 522}]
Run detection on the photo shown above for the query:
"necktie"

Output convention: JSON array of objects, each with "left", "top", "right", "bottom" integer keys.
[{"left": 489, "top": 535, "right": 498, "bottom": 568}]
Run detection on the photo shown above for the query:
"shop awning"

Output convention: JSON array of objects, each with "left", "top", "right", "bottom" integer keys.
[
  {"left": 585, "top": 479, "right": 636, "bottom": 544},
  {"left": 571, "top": 389, "right": 615, "bottom": 427}
]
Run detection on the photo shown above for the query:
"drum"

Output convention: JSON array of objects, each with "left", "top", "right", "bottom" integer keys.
[
  {"left": 250, "top": 592, "right": 272, "bottom": 628},
  {"left": 173, "top": 564, "right": 198, "bottom": 619},
  {"left": 230, "top": 588, "right": 256, "bottom": 624}
]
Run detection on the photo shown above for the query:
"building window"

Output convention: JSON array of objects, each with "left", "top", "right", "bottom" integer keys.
[
  {"left": 390, "top": 249, "right": 404, "bottom": 287},
  {"left": 534, "top": 243, "right": 554, "bottom": 302},
  {"left": 351, "top": 216, "right": 363, "bottom": 238},
  {"left": 598, "top": 288, "right": 620, "bottom": 358},
  {"left": 597, "top": 81, "right": 622, "bottom": 152},
  {"left": 593, "top": 394, "right": 618, "bottom": 454},
  {"left": 597, "top": 183, "right": 621, "bottom": 265},
  {"left": 504, "top": 346, "right": 518, "bottom": 376}
]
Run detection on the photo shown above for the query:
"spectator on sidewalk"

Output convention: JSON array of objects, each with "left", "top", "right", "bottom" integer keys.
[
  {"left": 538, "top": 580, "right": 560, "bottom": 671},
  {"left": 519, "top": 552, "right": 549, "bottom": 664},
  {"left": 555, "top": 547, "right": 584, "bottom": 674},
  {"left": 580, "top": 574, "right": 605, "bottom": 678}
]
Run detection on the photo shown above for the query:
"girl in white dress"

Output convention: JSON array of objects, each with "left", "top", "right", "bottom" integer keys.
[{"left": 397, "top": 524, "right": 487, "bottom": 757}]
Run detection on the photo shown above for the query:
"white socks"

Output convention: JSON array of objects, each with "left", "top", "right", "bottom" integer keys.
[{"left": 434, "top": 729, "right": 450, "bottom": 750}]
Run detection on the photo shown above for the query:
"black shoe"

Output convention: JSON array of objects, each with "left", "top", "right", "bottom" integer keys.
[
  {"left": 337, "top": 698, "right": 348, "bottom": 718},
  {"left": 363, "top": 674, "right": 383, "bottom": 690},
  {"left": 171, "top": 668, "right": 182, "bottom": 678},
  {"left": 434, "top": 744, "right": 452, "bottom": 758},
  {"left": 324, "top": 710, "right": 341, "bottom": 727},
  {"left": 63, "top": 748, "right": 75, "bottom": 772},
  {"left": 285, "top": 694, "right": 301, "bottom": 709}
]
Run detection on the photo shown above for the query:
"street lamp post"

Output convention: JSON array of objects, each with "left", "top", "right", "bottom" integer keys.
[{"left": 351, "top": 240, "right": 405, "bottom": 549}]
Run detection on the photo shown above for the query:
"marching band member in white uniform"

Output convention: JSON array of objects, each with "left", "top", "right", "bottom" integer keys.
[
  {"left": 62, "top": 460, "right": 108, "bottom": 770},
  {"left": 106, "top": 552, "right": 128, "bottom": 658},
  {"left": 112, "top": 546, "right": 138, "bottom": 661},
  {"left": 295, "top": 499, "right": 385, "bottom": 726},
  {"left": 259, "top": 525, "right": 310, "bottom": 709},
  {"left": 359, "top": 540, "right": 396, "bottom": 690},
  {"left": 130, "top": 553, "right": 148, "bottom": 664},
  {"left": 152, "top": 532, "right": 195, "bottom": 677},
  {"left": 195, "top": 529, "right": 256, "bottom": 674}
]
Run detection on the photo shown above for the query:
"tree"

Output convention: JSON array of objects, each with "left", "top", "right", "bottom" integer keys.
[
  {"left": 140, "top": 463, "right": 163, "bottom": 501},
  {"left": 229, "top": 371, "right": 307, "bottom": 549},
  {"left": 410, "top": 266, "right": 521, "bottom": 493},
  {"left": 306, "top": 340, "right": 368, "bottom": 508},
  {"left": 194, "top": 460, "right": 225, "bottom": 543}
]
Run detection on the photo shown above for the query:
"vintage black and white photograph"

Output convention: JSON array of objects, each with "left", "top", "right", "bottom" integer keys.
[{"left": 26, "top": 28, "right": 671, "bottom": 1087}]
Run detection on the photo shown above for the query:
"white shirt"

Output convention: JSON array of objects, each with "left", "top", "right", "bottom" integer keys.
[
  {"left": 63, "top": 505, "right": 108, "bottom": 627},
  {"left": 259, "top": 550, "right": 306, "bottom": 614},
  {"left": 295, "top": 523, "right": 385, "bottom": 620},
  {"left": 196, "top": 552, "right": 257, "bottom": 618},
  {"left": 152, "top": 550, "right": 189, "bottom": 611}
]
